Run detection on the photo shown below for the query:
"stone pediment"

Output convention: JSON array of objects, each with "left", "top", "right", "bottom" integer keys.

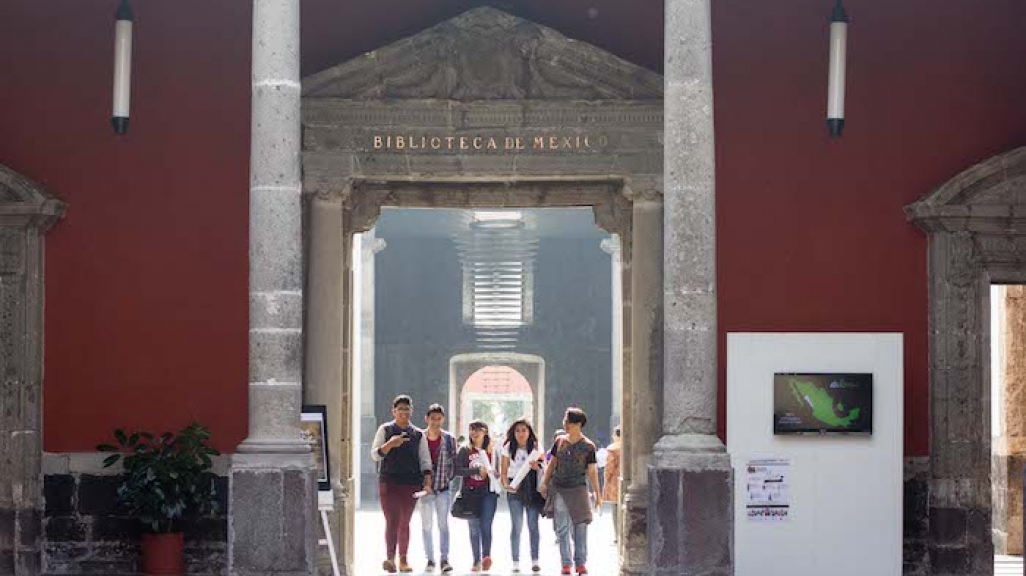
[
  {"left": 302, "top": 7, "right": 663, "bottom": 101},
  {"left": 0, "top": 164, "right": 66, "bottom": 228},
  {"left": 906, "top": 147, "right": 1026, "bottom": 233}
]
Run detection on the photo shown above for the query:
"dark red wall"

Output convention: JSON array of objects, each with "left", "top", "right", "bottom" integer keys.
[{"left": 1, "top": 0, "right": 1022, "bottom": 455}]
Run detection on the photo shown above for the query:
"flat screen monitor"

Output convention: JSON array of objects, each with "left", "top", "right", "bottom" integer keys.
[{"left": 773, "top": 373, "right": 873, "bottom": 435}]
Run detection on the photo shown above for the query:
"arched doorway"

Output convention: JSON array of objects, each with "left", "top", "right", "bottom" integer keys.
[{"left": 460, "top": 365, "right": 535, "bottom": 441}]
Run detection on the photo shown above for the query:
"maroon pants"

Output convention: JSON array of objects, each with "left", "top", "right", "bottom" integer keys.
[{"left": 379, "top": 482, "right": 419, "bottom": 559}]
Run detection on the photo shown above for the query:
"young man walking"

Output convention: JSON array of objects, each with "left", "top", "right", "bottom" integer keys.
[
  {"left": 540, "top": 407, "right": 602, "bottom": 575},
  {"left": 420, "top": 404, "right": 458, "bottom": 573},
  {"left": 371, "top": 395, "right": 434, "bottom": 573}
]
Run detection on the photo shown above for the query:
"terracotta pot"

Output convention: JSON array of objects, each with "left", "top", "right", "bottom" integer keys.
[{"left": 141, "top": 532, "right": 185, "bottom": 575}]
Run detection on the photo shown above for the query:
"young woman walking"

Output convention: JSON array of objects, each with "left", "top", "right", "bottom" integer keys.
[
  {"left": 455, "top": 420, "right": 501, "bottom": 572},
  {"left": 501, "top": 418, "right": 545, "bottom": 573}
]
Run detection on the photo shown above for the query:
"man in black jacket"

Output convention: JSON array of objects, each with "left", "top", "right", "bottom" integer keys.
[{"left": 371, "top": 395, "right": 433, "bottom": 573}]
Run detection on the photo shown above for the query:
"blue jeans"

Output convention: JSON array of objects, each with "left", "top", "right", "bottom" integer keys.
[
  {"left": 554, "top": 492, "right": 588, "bottom": 566},
  {"left": 419, "top": 490, "right": 452, "bottom": 562},
  {"left": 508, "top": 493, "right": 540, "bottom": 562},
  {"left": 467, "top": 492, "right": 498, "bottom": 563}
]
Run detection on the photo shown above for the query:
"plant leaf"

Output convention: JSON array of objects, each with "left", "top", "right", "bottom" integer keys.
[
  {"left": 96, "top": 444, "right": 118, "bottom": 452},
  {"left": 102, "top": 454, "right": 121, "bottom": 467},
  {"left": 115, "top": 429, "right": 127, "bottom": 446}
]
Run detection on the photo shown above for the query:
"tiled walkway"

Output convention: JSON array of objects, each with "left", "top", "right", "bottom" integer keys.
[{"left": 354, "top": 502, "right": 619, "bottom": 576}]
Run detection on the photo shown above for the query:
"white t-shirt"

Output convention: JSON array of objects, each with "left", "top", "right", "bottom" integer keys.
[{"left": 502, "top": 444, "right": 533, "bottom": 480}]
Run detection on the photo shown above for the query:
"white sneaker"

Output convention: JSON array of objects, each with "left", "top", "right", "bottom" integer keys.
[{"left": 512, "top": 561, "right": 520, "bottom": 573}]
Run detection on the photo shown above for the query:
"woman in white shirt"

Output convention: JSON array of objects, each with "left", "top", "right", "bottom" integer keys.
[{"left": 501, "top": 418, "right": 545, "bottom": 573}]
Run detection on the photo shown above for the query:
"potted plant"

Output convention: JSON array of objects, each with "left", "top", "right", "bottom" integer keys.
[{"left": 97, "top": 421, "right": 220, "bottom": 576}]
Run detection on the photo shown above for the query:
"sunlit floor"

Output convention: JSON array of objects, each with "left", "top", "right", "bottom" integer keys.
[
  {"left": 352, "top": 502, "right": 620, "bottom": 576},
  {"left": 996, "top": 554, "right": 1023, "bottom": 575}
]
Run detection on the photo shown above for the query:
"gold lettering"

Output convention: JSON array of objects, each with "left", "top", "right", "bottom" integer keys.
[
  {"left": 489, "top": 138, "right": 499, "bottom": 150},
  {"left": 549, "top": 136, "right": 558, "bottom": 150},
  {"left": 563, "top": 136, "right": 573, "bottom": 149},
  {"left": 431, "top": 137, "right": 442, "bottom": 150},
  {"left": 409, "top": 135, "right": 418, "bottom": 150},
  {"left": 374, "top": 136, "right": 383, "bottom": 150},
  {"left": 446, "top": 137, "right": 456, "bottom": 149},
  {"left": 459, "top": 137, "right": 469, "bottom": 150},
  {"left": 516, "top": 137, "right": 525, "bottom": 150},
  {"left": 396, "top": 136, "right": 405, "bottom": 150},
  {"left": 473, "top": 137, "right": 483, "bottom": 150},
  {"left": 533, "top": 136, "right": 545, "bottom": 150},
  {"left": 584, "top": 136, "right": 591, "bottom": 148},
  {"left": 505, "top": 137, "right": 514, "bottom": 150}
]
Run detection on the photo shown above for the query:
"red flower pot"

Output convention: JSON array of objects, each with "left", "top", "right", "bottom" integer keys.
[{"left": 141, "top": 532, "right": 185, "bottom": 575}]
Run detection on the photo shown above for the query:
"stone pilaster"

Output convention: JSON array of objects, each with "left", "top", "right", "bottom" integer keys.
[
  {"left": 651, "top": 0, "right": 733, "bottom": 574},
  {"left": 623, "top": 201, "right": 662, "bottom": 575},
  {"left": 925, "top": 233, "right": 991, "bottom": 576},
  {"left": 230, "top": 1, "right": 316, "bottom": 574},
  {"left": 600, "top": 235, "right": 624, "bottom": 434}
]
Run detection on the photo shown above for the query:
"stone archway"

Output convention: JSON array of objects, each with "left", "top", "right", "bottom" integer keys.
[
  {"left": 300, "top": 8, "right": 665, "bottom": 574},
  {"left": 906, "top": 146, "right": 1026, "bottom": 575},
  {"left": 0, "top": 164, "right": 65, "bottom": 576},
  {"left": 450, "top": 354, "right": 545, "bottom": 440}
]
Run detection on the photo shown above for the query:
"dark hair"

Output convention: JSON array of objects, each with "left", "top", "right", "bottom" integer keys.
[
  {"left": 614, "top": 426, "right": 621, "bottom": 438},
  {"left": 504, "top": 418, "right": 538, "bottom": 453},
  {"left": 393, "top": 395, "right": 412, "bottom": 408},
  {"left": 468, "top": 419, "right": 491, "bottom": 451},
  {"left": 565, "top": 407, "right": 587, "bottom": 427},
  {"left": 426, "top": 403, "right": 445, "bottom": 417}
]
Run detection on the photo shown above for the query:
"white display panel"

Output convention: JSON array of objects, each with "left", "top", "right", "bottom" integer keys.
[{"left": 727, "top": 333, "right": 902, "bottom": 576}]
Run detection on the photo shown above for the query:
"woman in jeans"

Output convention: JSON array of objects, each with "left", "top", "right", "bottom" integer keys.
[
  {"left": 501, "top": 418, "right": 544, "bottom": 573},
  {"left": 455, "top": 420, "right": 501, "bottom": 572}
]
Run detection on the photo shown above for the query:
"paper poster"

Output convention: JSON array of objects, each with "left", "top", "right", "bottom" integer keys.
[{"left": 745, "top": 458, "right": 791, "bottom": 522}]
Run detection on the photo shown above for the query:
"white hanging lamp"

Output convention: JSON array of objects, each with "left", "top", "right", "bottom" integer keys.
[
  {"left": 827, "top": 0, "right": 849, "bottom": 137},
  {"left": 112, "top": 0, "right": 134, "bottom": 134}
]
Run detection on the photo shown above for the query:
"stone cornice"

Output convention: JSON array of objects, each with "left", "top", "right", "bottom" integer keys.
[{"left": 0, "top": 164, "right": 67, "bottom": 230}]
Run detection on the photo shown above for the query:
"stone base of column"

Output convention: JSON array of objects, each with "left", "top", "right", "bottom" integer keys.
[
  {"left": 621, "top": 485, "right": 649, "bottom": 575},
  {"left": 230, "top": 453, "right": 318, "bottom": 576},
  {"left": 648, "top": 434, "right": 733, "bottom": 576}
]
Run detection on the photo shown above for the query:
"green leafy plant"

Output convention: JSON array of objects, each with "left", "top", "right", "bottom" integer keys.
[{"left": 97, "top": 421, "right": 220, "bottom": 533}]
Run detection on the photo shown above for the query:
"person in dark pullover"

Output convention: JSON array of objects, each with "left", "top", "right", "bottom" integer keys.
[{"left": 371, "top": 395, "right": 433, "bottom": 573}]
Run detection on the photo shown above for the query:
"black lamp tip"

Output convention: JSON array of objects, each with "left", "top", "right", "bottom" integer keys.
[
  {"left": 831, "top": 0, "right": 849, "bottom": 23},
  {"left": 116, "top": 0, "right": 134, "bottom": 22},
  {"left": 112, "top": 117, "right": 130, "bottom": 135},
  {"left": 827, "top": 118, "right": 845, "bottom": 138}
]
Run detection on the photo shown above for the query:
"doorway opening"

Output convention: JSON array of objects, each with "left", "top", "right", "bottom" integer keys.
[
  {"left": 991, "top": 284, "right": 1026, "bottom": 574},
  {"left": 349, "top": 206, "right": 623, "bottom": 574}
]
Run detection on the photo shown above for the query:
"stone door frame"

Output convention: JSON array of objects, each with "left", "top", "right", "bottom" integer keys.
[
  {"left": 906, "top": 146, "right": 1026, "bottom": 575},
  {"left": 304, "top": 176, "right": 659, "bottom": 574},
  {"left": 0, "top": 164, "right": 66, "bottom": 576}
]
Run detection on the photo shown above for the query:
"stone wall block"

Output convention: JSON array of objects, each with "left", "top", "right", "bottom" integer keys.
[
  {"left": 251, "top": 86, "right": 301, "bottom": 189},
  {"left": 281, "top": 469, "right": 315, "bottom": 572},
  {"left": 229, "top": 470, "right": 283, "bottom": 571},
  {"left": 250, "top": 291, "right": 303, "bottom": 331},
  {"left": 249, "top": 330, "right": 302, "bottom": 384},
  {"left": 246, "top": 384, "right": 302, "bottom": 441},
  {"left": 662, "top": 329, "right": 716, "bottom": 436},
  {"left": 249, "top": 189, "right": 302, "bottom": 292},
  {"left": 252, "top": 0, "right": 299, "bottom": 84},
  {"left": 648, "top": 466, "right": 732, "bottom": 576},
  {"left": 76, "top": 476, "right": 120, "bottom": 516},
  {"left": 663, "top": 86, "right": 714, "bottom": 184},
  {"left": 43, "top": 517, "right": 87, "bottom": 543},
  {"left": 930, "top": 507, "right": 967, "bottom": 545}
]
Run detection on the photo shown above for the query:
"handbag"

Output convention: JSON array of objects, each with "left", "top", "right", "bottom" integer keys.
[{"left": 450, "top": 481, "right": 484, "bottom": 520}]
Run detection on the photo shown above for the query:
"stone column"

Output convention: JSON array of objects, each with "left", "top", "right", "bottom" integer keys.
[
  {"left": 601, "top": 235, "right": 624, "bottom": 432},
  {"left": 650, "top": 0, "right": 733, "bottom": 574},
  {"left": 229, "top": 1, "right": 317, "bottom": 574},
  {"left": 993, "top": 285, "right": 1026, "bottom": 555},
  {"left": 358, "top": 231, "right": 385, "bottom": 505},
  {"left": 623, "top": 201, "right": 662, "bottom": 575}
]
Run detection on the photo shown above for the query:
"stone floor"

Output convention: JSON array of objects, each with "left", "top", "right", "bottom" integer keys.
[
  {"left": 352, "top": 502, "right": 619, "bottom": 576},
  {"left": 995, "top": 554, "right": 1023, "bottom": 575}
]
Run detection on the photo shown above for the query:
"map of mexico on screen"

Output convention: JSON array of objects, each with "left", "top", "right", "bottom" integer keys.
[{"left": 772, "top": 373, "right": 873, "bottom": 435}]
